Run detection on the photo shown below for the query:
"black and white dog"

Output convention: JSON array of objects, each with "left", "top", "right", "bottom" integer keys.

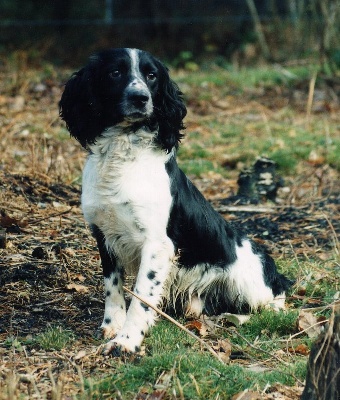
[{"left": 60, "top": 48, "right": 291, "bottom": 355}]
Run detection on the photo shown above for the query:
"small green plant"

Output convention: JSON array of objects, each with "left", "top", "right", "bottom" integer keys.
[
  {"left": 35, "top": 325, "right": 75, "bottom": 351},
  {"left": 4, "top": 337, "right": 25, "bottom": 352}
]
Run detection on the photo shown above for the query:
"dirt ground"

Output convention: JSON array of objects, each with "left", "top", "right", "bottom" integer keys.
[{"left": 0, "top": 68, "right": 339, "bottom": 399}]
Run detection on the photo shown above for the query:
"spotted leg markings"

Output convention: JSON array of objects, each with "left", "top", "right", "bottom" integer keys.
[
  {"left": 101, "top": 272, "right": 126, "bottom": 339},
  {"left": 103, "top": 238, "right": 174, "bottom": 355}
]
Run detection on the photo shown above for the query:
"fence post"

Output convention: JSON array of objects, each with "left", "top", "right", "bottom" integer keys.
[{"left": 245, "top": 0, "right": 271, "bottom": 60}]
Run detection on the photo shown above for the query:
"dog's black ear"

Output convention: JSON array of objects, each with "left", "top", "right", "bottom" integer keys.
[
  {"left": 59, "top": 66, "right": 103, "bottom": 148},
  {"left": 153, "top": 62, "right": 187, "bottom": 152}
]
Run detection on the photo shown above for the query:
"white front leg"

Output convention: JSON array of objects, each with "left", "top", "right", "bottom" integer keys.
[
  {"left": 101, "top": 271, "right": 126, "bottom": 338},
  {"left": 103, "top": 237, "right": 174, "bottom": 354}
]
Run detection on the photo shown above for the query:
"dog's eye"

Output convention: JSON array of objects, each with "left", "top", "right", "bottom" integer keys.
[
  {"left": 109, "top": 70, "right": 121, "bottom": 79},
  {"left": 146, "top": 72, "right": 156, "bottom": 81}
]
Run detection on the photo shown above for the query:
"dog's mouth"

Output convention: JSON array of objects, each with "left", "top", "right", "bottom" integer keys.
[
  {"left": 124, "top": 110, "right": 151, "bottom": 122},
  {"left": 123, "top": 101, "right": 154, "bottom": 122}
]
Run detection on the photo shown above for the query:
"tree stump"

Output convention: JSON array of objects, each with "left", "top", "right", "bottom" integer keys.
[
  {"left": 236, "top": 156, "right": 283, "bottom": 203},
  {"left": 301, "top": 304, "right": 340, "bottom": 400}
]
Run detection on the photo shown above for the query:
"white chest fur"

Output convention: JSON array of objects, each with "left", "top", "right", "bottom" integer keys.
[{"left": 81, "top": 126, "right": 173, "bottom": 272}]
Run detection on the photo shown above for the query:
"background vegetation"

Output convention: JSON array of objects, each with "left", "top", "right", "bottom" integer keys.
[{"left": 0, "top": 0, "right": 339, "bottom": 68}]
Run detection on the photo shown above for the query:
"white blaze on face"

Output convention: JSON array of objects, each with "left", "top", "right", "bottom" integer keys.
[
  {"left": 123, "top": 48, "right": 153, "bottom": 118},
  {"left": 128, "top": 49, "right": 147, "bottom": 90}
]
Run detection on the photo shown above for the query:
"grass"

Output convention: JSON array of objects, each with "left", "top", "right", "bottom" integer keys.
[
  {"left": 82, "top": 262, "right": 338, "bottom": 398},
  {"left": 173, "top": 62, "right": 340, "bottom": 177},
  {"left": 88, "top": 312, "right": 305, "bottom": 399},
  {"left": 178, "top": 107, "right": 340, "bottom": 178},
  {"left": 35, "top": 325, "right": 75, "bottom": 351},
  {"left": 4, "top": 326, "right": 75, "bottom": 353},
  {"left": 175, "top": 64, "right": 316, "bottom": 91},
  {"left": 238, "top": 309, "right": 298, "bottom": 339},
  {"left": 87, "top": 319, "right": 304, "bottom": 400}
]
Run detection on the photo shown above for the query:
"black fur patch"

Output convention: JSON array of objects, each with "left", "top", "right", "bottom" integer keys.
[
  {"left": 140, "top": 302, "right": 149, "bottom": 311},
  {"left": 147, "top": 270, "right": 156, "bottom": 280}
]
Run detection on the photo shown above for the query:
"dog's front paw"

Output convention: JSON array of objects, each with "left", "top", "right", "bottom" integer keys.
[
  {"left": 102, "top": 333, "right": 142, "bottom": 356},
  {"left": 100, "top": 311, "right": 126, "bottom": 339},
  {"left": 101, "top": 324, "right": 119, "bottom": 339}
]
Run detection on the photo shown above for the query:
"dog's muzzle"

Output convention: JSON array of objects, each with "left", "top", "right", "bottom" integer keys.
[{"left": 123, "top": 86, "right": 153, "bottom": 121}]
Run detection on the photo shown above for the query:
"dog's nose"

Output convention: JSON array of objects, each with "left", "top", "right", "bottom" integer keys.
[{"left": 128, "top": 93, "right": 150, "bottom": 108}]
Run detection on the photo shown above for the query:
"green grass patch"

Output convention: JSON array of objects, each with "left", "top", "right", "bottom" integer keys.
[
  {"left": 174, "top": 63, "right": 339, "bottom": 177},
  {"left": 35, "top": 325, "right": 75, "bottom": 351},
  {"left": 84, "top": 256, "right": 337, "bottom": 399},
  {"left": 176, "top": 64, "right": 315, "bottom": 91},
  {"left": 87, "top": 320, "right": 302, "bottom": 399},
  {"left": 177, "top": 113, "right": 340, "bottom": 177},
  {"left": 239, "top": 309, "right": 298, "bottom": 339},
  {"left": 178, "top": 159, "right": 225, "bottom": 177}
]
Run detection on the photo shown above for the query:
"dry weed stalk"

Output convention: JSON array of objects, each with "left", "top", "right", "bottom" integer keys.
[{"left": 306, "top": 71, "right": 317, "bottom": 128}]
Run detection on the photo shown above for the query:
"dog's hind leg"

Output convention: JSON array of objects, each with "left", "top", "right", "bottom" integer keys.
[{"left": 225, "top": 239, "right": 289, "bottom": 311}]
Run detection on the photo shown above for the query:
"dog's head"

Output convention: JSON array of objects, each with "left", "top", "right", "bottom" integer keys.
[{"left": 59, "top": 48, "right": 186, "bottom": 152}]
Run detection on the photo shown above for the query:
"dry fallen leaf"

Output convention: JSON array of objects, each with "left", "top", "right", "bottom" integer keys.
[
  {"left": 0, "top": 215, "right": 28, "bottom": 228},
  {"left": 265, "top": 383, "right": 303, "bottom": 399},
  {"left": 218, "top": 312, "right": 251, "bottom": 327},
  {"left": 74, "top": 350, "right": 87, "bottom": 360},
  {"left": 231, "top": 391, "right": 262, "bottom": 400},
  {"left": 212, "top": 338, "right": 232, "bottom": 364},
  {"left": 185, "top": 319, "right": 211, "bottom": 337},
  {"left": 288, "top": 343, "right": 310, "bottom": 355},
  {"left": 298, "top": 309, "right": 322, "bottom": 338},
  {"left": 63, "top": 247, "right": 76, "bottom": 257},
  {"left": 297, "top": 286, "right": 307, "bottom": 296},
  {"left": 66, "top": 283, "right": 89, "bottom": 293},
  {"left": 74, "top": 274, "right": 86, "bottom": 282},
  {"left": 52, "top": 201, "right": 68, "bottom": 209}
]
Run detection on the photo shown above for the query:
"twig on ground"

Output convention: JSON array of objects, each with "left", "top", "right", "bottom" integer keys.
[
  {"left": 28, "top": 208, "right": 73, "bottom": 225},
  {"left": 322, "top": 213, "right": 340, "bottom": 255},
  {"left": 28, "top": 297, "right": 65, "bottom": 308},
  {"left": 122, "top": 286, "right": 224, "bottom": 364},
  {"left": 286, "top": 319, "right": 329, "bottom": 343},
  {"left": 216, "top": 205, "right": 275, "bottom": 213}
]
